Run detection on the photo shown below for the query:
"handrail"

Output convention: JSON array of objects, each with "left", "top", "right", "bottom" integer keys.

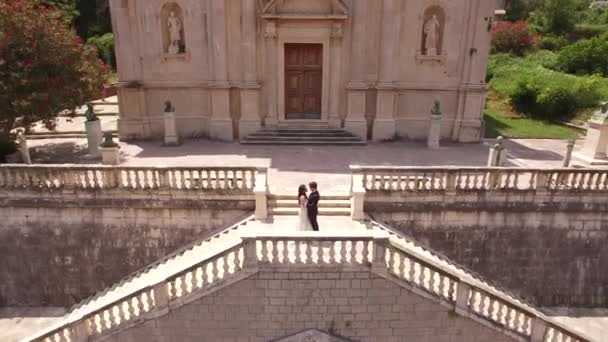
[
  {"left": 23, "top": 232, "right": 595, "bottom": 342},
  {"left": 350, "top": 165, "right": 608, "bottom": 192},
  {"left": 0, "top": 164, "right": 265, "bottom": 191}
]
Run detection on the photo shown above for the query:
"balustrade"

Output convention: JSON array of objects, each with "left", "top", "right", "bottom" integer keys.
[
  {"left": 351, "top": 166, "right": 608, "bottom": 192},
  {"left": 26, "top": 233, "right": 591, "bottom": 342},
  {"left": 0, "top": 165, "right": 260, "bottom": 192}
]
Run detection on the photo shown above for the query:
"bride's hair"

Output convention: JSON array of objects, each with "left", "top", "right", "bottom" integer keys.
[{"left": 298, "top": 184, "right": 308, "bottom": 202}]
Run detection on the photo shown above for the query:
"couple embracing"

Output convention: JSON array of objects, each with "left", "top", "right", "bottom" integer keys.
[{"left": 297, "top": 182, "right": 320, "bottom": 231}]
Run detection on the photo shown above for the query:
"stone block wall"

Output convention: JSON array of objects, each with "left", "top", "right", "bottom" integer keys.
[
  {"left": 103, "top": 270, "right": 517, "bottom": 342},
  {"left": 366, "top": 190, "right": 608, "bottom": 307},
  {"left": 0, "top": 189, "right": 254, "bottom": 306}
]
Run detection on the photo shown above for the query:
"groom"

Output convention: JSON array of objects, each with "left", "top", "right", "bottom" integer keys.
[{"left": 307, "top": 182, "right": 320, "bottom": 231}]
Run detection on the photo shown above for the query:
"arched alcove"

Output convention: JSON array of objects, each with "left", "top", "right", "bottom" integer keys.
[
  {"left": 421, "top": 5, "right": 446, "bottom": 56},
  {"left": 161, "top": 2, "right": 186, "bottom": 54}
]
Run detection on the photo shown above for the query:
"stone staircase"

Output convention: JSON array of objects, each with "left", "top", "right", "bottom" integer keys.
[
  {"left": 268, "top": 194, "right": 351, "bottom": 216},
  {"left": 241, "top": 126, "right": 365, "bottom": 145},
  {"left": 23, "top": 215, "right": 595, "bottom": 342}
]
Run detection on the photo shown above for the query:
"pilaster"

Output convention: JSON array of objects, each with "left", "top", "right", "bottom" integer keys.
[
  {"left": 239, "top": 0, "right": 262, "bottom": 138},
  {"left": 344, "top": 0, "right": 368, "bottom": 139},
  {"left": 373, "top": 0, "right": 401, "bottom": 141},
  {"left": 208, "top": 0, "right": 233, "bottom": 141},
  {"left": 264, "top": 20, "right": 279, "bottom": 128},
  {"left": 328, "top": 21, "right": 344, "bottom": 128}
]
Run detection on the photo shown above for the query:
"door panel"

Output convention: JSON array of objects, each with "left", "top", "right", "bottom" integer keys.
[{"left": 284, "top": 44, "right": 322, "bottom": 119}]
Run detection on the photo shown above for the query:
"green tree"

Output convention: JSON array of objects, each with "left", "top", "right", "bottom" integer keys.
[
  {"left": 530, "top": 0, "right": 591, "bottom": 34},
  {"left": 37, "top": 0, "right": 79, "bottom": 25},
  {"left": 0, "top": 0, "right": 109, "bottom": 140}
]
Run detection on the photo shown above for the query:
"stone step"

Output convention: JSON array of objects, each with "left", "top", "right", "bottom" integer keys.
[
  {"left": 269, "top": 207, "right": 351, "bottom": 216},
  {"left": 244, "top": 136, "right": 362, "bottom": 142},
  {"left": 269, "top": 194, "right": 350, "bottom": 201},
  {"left": 269, "top": 199, "right": 351, "bottom": 208},
  {"left": 25, "top": 131, "right": 118, "bottom": 140},
  {"left": 241, "top": 139, "right": 365, "bottom": 146},
  {"left": 250, "top": 131, "right": 358, "bottom": 137}
]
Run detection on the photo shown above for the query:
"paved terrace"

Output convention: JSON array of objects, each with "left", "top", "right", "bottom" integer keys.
[{"left": 25, "top": 138, "right": 607, "bottom": 194}]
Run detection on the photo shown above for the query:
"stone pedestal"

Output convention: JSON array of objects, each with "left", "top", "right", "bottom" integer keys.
[
  {"left": 345, "top": 87, "right": 368, "bottom": 140},
  {"left": 563, "top": 139, "right": 575, "bottom": 167},
  {"left": 574, "top": 107, "right": 608, "bottom": 165},
  {"left": 85, "top": 120, "right": 102, "bottom": 157},
  {"left": 100, "top": 146, "right": 120, "bottom": 165},
  {"left": 239, "top": 88, "right": 262, "bottom": 139},
  {"left": 427, "top": 114, "right": 442, "bottom": 149},
  {"left": 373, "top": 89, "right": 397, "bottom": 142},
  {"left": 18, "top": 135, "right": 31, "bottom": 164},
  {"left": 163, "top": 111, "right": 180, "bottom": 146}
]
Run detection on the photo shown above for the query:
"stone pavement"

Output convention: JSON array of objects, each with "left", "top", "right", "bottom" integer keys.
[
  {"left": 0, "top": 307, "right": 65, "bottom": 342},
  {"left": 24, "top": 137, "right": 607, "bottom": 194}
]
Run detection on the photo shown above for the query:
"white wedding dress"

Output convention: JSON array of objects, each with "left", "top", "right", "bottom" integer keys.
[{"left": 298, "top": 195, "right": 313, "bottom": 231}]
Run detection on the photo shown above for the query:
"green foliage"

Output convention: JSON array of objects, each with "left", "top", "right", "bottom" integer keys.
[
  {"left": 0, "top": 0, "right": 109, "bottom": 140},
  {"left": 556, "top": 33, "right": 608, "bottom": 76},
  {"left": 0, "top": 134, "right": 17, "bottom": 160},
  {"left": 36, "top": 0, "right": 78, "bottom": 25},
  {"left": 488, "top": 52, "right": 608, "bottom": 120},
  {"left": 88, "top": 33, "right": 115, "bottom": 67},
  {"left": 540, "top": 35, "right": 570, "bottom": 50},
  {"left": 529, "top": 0, "right": 591, "bottom": 35},
  {"left": 505, "top": 0, "right": 544, "bottom": 22}
]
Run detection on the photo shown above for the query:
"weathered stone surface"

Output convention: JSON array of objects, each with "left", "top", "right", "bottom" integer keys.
[
  {"left": 367, "top": 190, "right": 608, "bottom": 307},
  {"left": 102, "top": 271, "right": 516, "bottom": 342},
  {"left": 0, "top": 190, "right": 253, "bottom": 306}
]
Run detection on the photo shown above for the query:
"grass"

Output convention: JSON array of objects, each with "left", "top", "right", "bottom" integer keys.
[
  {"left": 484, "top": 50, "right": 608, "bottom": 139},
  {"left": 484, "top": 92, "right": 579, "bottom": 139}
]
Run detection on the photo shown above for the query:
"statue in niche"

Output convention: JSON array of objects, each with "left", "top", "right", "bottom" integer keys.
[
  {"left": 423, "top": 14, "right": 441, "bottom": 56},
  {"left": 167, "top": 11, "right": 183, "bottom": 54}
]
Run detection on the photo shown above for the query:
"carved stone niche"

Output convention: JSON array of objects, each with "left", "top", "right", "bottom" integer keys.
[
  {"left": 160, "top": 2, "right": 189, "bottom": 61},
  {"left": 417, "top": 5, "right": 447, "bottom": 65},
  {"left": 270, "top": 329, "right": 354, "bottom": 342}
]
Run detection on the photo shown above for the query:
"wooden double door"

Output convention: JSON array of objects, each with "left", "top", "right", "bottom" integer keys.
[{"left": 284, "top": 44, "right": 323, "bottom": 120}]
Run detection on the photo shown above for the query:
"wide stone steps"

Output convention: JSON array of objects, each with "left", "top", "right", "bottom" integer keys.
[
  {"left": 241, "top": 127, "right": 365, "bottom": 145},
  {"left": 268, "top": 194, "right": 351, "bottom": 216}
]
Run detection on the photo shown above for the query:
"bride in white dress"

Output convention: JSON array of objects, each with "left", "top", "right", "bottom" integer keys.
[{"left": 297, "top": 184, "right": 313, "bottom": 231}]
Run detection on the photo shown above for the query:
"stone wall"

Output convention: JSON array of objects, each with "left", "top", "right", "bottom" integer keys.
[
  {"left": 0, "top": 189, "right": 253, "bottom": 307},
  {"left": 367, "top": 191, "right": 608, "bottom": 307},
  {"left": 0, "top": 165, "right": 261, "bottom": 307},
  {"left": 103, "top": 271, "right": 517, "bottom": 342}
]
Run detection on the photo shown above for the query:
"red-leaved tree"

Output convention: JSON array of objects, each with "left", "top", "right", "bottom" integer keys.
[
  {"left": 0, "top": 0, "right": 109, "bottom": 141},
  {"left": 492, "top": 21, "right": 538, "bottom": 55}
]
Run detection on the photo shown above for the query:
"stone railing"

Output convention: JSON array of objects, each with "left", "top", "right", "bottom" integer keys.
[
  {"left": 0, "top": 164, "right": 265, "bottom": 192},
  {"left": 351, "top": 166, "right": 608, "bottom": 192},
  {"left": 24, "top": 231, "right": 593, "bottom": 342},
  {"left": 350, "top": 166, "right": 608, "bottom": 219}
]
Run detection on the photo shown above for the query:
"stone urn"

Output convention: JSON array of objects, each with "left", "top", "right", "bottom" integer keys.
[
  {"left": 84, "top": 103, "right": 102, "bottom": 157},
  {"left": 99, "top": 131, "right": 120, "bottom": 165}
]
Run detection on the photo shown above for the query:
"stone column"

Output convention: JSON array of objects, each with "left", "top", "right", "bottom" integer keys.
[
  {"left": 209, "top": 0, "right": 233, "bottom": 141},
  {"left": 345, "top": 0, "right": 368, "bottom": 139},
  {"left": 239, "top": 0, "right": 262, "bottom": 139},
  {"left": 264, "top": 20, "right": 279, "bottom": 128},
  {"left": 427, "top": 112, "right": 442, "bottom": 149},
  {"left": 373, "top": 0, "right": 400, "bottom": 141}
]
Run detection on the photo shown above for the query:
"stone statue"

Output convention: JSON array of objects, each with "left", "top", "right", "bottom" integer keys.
[
  {"left": 164, "top": 100, "right": 174, "bottom": 113},
  {"left": 424, "top": 14, "right": 441, "bottom": 56},
  {"left": 167, "top": 11, "right": 183, "bottom": 54},
  {"left": 84, "top": 103, "right": 98, "bottom": 121},
  {"left": 431, "top": 99, "right": 442, "bottom": 116}
]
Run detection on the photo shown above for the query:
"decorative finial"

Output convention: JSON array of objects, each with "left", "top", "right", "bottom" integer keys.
[{"left": 100, "top": 131, "right": 118, "bottom": 148}]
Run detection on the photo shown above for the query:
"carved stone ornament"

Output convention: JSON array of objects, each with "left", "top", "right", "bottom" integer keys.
[
  {"left": 264, "top": 20, "right": 277, "bottom": 39},
  {"left": 331, "top": 22, "right": 344, "bottom": 39}
]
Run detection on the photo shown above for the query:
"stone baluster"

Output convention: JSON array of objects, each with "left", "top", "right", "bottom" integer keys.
[
  {"left": 316, "top": 241, "right": 323, "bottom": 264},
  {"left": 305, "top": 242, "right": 313, "bottom": 264}
]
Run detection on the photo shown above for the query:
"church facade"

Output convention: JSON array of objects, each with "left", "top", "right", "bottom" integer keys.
[{"left": 110, "top": 0, "right": 500, "bottom": 142}]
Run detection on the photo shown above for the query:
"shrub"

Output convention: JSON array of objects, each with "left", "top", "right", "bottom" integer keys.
[
  {"left": 572, "top": 23, "right": 608, "bottom": 39},
  {"left": 88, "top": 33, "right": 115, "bottom": 68},
  {"left": 0, "top": 0, "right": 108, "bottom": 141},
  {"left": 0, "top": 135, "right": 16, "bottom": 162},
  {"left": 492, "top": 21, "right": 537, "bottom": 55},
  {"left": 556, "top": 33, "right": 608, "bottom": 76},
  {"left": 540, "top": 35, "right": 570, "bottom": 50},
  {"left": 529, "top": 0, "right": 588, "bottom": 35},
  {"left": 489, "top": 52, "right": 607, "bottom": 120}
]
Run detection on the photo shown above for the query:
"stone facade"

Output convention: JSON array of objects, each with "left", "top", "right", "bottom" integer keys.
[
  {"left": 103, "top": 271, "right": 517, "bottom": 342},
  {"left": 109, "top": 0, "right": 500, "bottom": 142}
]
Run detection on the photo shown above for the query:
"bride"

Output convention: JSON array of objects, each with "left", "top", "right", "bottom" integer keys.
[{"left": 297, "top": 184, "right": 313, "bottom": 231}]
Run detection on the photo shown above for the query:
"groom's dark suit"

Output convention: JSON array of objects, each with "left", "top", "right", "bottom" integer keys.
[{"left": 307, "top": 190, "right": 320, "bottom": 231}]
